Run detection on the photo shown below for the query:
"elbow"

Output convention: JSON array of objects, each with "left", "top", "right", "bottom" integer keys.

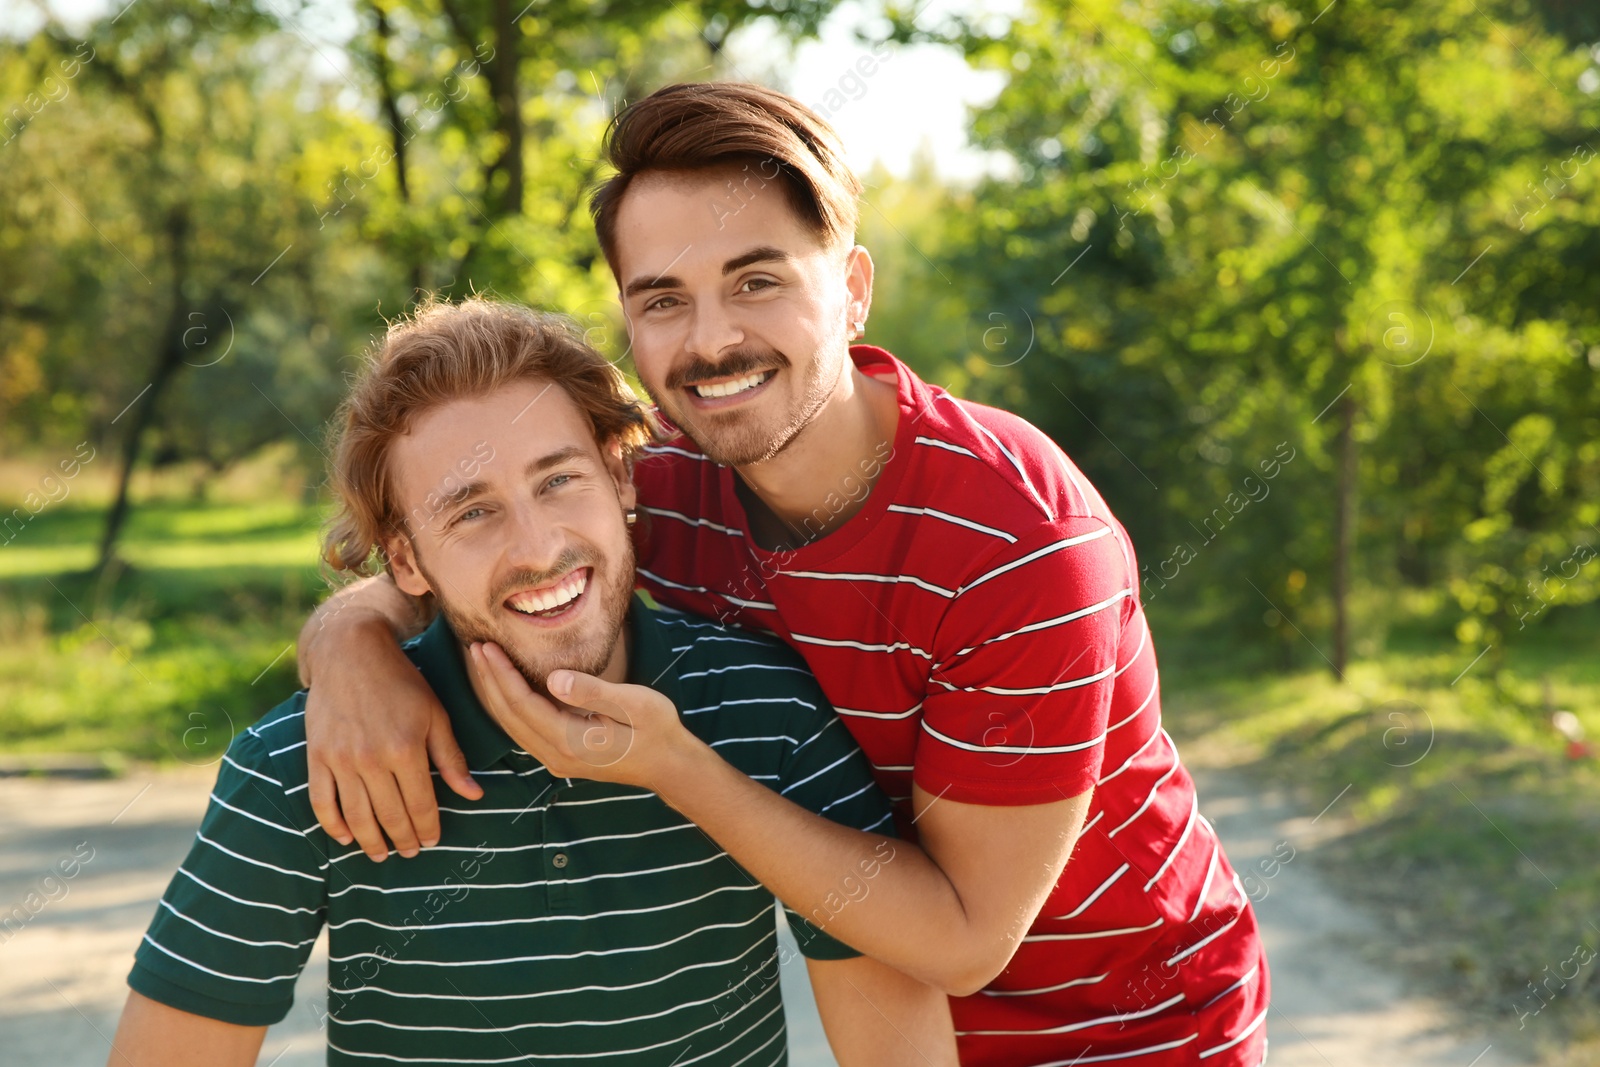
[
  {"left": 929, "top": 947, "right": 1013, "bottom": 999},
  {"left": 937, "top": 972, "right": 991, "bottom": 999}
]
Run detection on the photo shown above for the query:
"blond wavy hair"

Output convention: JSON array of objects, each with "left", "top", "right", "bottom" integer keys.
[{"left": 322, "top": 295, "right": 656, "bottom": 577}]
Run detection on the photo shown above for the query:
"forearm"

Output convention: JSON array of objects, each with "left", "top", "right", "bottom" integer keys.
[
  {"left": 298, "top": 573, "right": 433, "bottom": 686},
  {"left": 808, "top": 955, "right": 958, "bottom": 1066},
  {"left": 655, "top": 744, "right": 989, "bottom": 992}
]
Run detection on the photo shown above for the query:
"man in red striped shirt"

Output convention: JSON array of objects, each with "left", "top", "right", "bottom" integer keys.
[{"left": 296, "top": 82, "right": 1268, "bottom": 1065}]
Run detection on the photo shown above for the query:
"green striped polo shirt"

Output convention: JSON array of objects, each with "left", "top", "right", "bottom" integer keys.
[{"left": 128, "top": 595, "right": 894, "bottom": 1065}]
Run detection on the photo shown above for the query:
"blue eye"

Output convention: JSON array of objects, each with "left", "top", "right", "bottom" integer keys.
[{"left": 547, "top": 473, "right": 574, "bottom": 490}]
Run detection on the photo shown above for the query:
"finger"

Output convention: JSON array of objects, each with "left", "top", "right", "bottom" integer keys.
[
  {"left": 427, "top": 705, "right": 483, "bottom": 804},
  {"left": 396, "top": 757, "right": 443, "bottom": 850},
  {"left": 547, "top": 670, "right": 639, "bottom": 726},
  {"left": 468, "top": 641, "right": 517, "bottom": 716},
  {"left": 470, "top": 643, "right": 529, "bottom": 739},
  {"left": 546, "top": 668, "right": 607, "bottom": 708},
  {"left": 474, "top": 643, "right": 568, "bottom": 741},
  {"left": 308, "top": 760, "right": 354, "bottom": 846},
  {"left": 474, "top": 641, "right": 543, "bottom": 705},
  {"left": 544, "top": 671, "right": 630, "bottom": 723},
  {"left": 473, "top": 644, "right": 602, "bottom": 775},
  {"left": 366, "top": 773, "right": 422, "bottom": 859},
  {"left": 334, "top": 773, "right": 389, "bottom": 862}
]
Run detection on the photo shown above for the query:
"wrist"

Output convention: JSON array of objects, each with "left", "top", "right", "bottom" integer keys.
[
  {"left": 648, "top": 731, "right": 720, "bottom": 812},
  {"left": 305, "top": 608, "right": 405, "bottom": 684}
]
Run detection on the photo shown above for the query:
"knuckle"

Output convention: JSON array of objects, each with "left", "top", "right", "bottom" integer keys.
[
  {"left": 377, "top": 742, "right": 416, "bottom": 766},
  {"left": 371, "top": 801, "right": 407, "bottom": 824}
]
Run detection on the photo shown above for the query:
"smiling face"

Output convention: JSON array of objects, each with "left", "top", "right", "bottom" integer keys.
[
  {"left": 613, "top": 164, "right": 872, "bottom": 467},
  {"left": 384, "top": 379, "right": 638, "bottom": 696}
]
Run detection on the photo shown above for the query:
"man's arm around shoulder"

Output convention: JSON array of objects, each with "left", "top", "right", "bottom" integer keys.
[{"left": 295, "top": 572, "right": 481, "bottom": 859}]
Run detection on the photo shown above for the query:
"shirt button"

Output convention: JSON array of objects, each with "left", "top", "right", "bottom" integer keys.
[{"left": 551, "top": 852, "right": 569, "bottom": 869}]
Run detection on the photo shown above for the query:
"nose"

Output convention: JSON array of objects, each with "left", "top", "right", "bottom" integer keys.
[
  {"left": 499, "top": 499, "right": 568, "bottom": 578},
  {"left": 683, "top": 297, "right": 744, "bottom": 364}
]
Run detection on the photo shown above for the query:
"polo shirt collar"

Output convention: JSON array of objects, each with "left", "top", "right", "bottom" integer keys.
[{"left": 405, "top": 592, "right": 678, "bottom": 772}]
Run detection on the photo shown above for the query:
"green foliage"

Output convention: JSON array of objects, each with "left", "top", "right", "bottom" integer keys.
[
  {"left": 0, "top": 0, "right": 843, "bottom": 559},
  {"left": 869, "top": 0, "right": 1600, "bottom": 663}
]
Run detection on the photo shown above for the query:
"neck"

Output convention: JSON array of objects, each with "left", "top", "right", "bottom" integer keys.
[{"left": 734, "top": 351, "right": 899, "bottom": 550}]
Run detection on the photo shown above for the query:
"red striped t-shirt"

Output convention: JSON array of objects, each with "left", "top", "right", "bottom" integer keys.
[{"left": 632, "top": 346, "right": 1268, "bottom": 1066}]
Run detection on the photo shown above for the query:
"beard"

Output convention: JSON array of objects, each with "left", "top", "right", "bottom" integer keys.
[
  {"left": 657, "top": 344, "right": 839, "bottom": 467},
  {"left": 417, "top": 538, "right": 636, "bottom": 700}
]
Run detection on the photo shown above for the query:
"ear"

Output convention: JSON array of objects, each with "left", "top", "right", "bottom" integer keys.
[
  {"left": 601, "top": 437, "right": 638, "bottom": 514},
  {"left": 843, "top": 244, "right": 875, "bottom": 334},
  {"left": 384, "top": 531, "right": 433, "bottom": 598}
]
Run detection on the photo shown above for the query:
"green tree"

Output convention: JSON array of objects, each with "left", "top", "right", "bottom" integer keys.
[{"left": 926, "top": 0, "right": 1600, "bottom": 677}]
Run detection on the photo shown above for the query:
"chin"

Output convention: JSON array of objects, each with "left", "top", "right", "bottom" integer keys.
[
  {"left": 509, "top": 639, "right": 616, "bottom": 696},
  {"left": 446, "top": 602, "right": 626, "bottom": 699},
  {"left": 670, "top": 408, "right": 798, "bottom": 467}
]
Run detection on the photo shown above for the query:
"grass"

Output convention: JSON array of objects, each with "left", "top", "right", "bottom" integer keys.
[
  {"left": 1155, "top": 592, "right": 1600, "bottom": 1059},
  {"left": 0, "top": 495, "right": 327, "bottom": 763}
]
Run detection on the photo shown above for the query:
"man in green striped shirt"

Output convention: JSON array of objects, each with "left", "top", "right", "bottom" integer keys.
[{"left": 108, "top": 299, "right": 954, "bottom": 1066}]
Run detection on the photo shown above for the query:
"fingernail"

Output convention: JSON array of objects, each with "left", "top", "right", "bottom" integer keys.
[
  {"left": 550, "top": 671, "right": 570, "bottom": 696},
  {"left": 422, "top": 838, "right": 438, "bottom": 849}
]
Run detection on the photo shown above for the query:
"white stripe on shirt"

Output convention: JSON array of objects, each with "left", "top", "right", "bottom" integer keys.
[
  {"left": 1049, "top": 863, "right": 1130, "bottom": 920},
  {"left": 956, "top": 992, "right": 1185, "bottom": 1036},
  {"left": 1198, "top": 1007, "right": 1266, "bottom": 1059},
  {"left": 885, "top": 504, "right": 1017, "bottom": 542},
  {"left": 951, "top": 588, "right": 1130, "bottom": 657},
  {"left": 921, "top": 719, "right": 1106, "bottom": 756},
  {"left": 959, "top": 527, "right": 1113, "bottom": 595}
]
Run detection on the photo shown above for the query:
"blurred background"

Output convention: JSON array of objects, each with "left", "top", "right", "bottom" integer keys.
[{"left": 1, "top": 0, "right": 1598, "bottom": 1063}]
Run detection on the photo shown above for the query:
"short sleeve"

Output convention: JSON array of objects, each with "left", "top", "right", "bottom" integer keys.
[
  {"left": 775, "top": 693, "right": 899, "bottom": 961},
  {"left": 128, "top": 711, "right": 327, "bottom": 1025},
  {"left": 914, "top": 517, "right": 1129, "bottom": 806}
]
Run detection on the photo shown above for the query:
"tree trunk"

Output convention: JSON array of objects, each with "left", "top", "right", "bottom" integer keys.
[
  {"left": 371, "top": 1, "right": 424, "bottom": 296},
  {"left": 95, "top": 208, "right": 190, "bottom": 574},
  {"left": 1331, "top": 393, "right": 1358, "bottom": 680},
  {"left": 489, "top": 0, "right": 522, "bottom": 215}
]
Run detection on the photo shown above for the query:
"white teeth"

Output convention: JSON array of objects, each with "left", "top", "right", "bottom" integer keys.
[
  {"left": 693, "top": 371, "right": 769, "bottom": 399},
  {"left": 508, "top": 571, "right": 588, "bottom": 615}
]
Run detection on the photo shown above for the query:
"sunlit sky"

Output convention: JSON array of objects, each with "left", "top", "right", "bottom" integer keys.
[
  {"left": 724, "top": 0, "right": 1021, "bottom": 181},
  {"left": 3, "top": 0, "right": 1022, "bottom": 181}
]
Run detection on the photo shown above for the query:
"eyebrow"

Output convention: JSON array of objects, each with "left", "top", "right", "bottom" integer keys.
[
  {"left": 432, "top": 446, "right": 592, "bottom": 511},
  {"left": 622, "top": 245, "right": 794, "bottom": 299}
]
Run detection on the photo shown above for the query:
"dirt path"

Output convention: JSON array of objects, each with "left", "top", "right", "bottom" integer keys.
[
  {"left": 0, "top": 765, "right": 1541, "bottom": 1066},
  {"left": 1187, "top": 765, "right": 1535, "bottom": 1067}
]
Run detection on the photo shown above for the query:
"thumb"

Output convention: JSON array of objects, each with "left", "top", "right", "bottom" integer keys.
[
  {"left": 546, "top": 670, "right": 623, "bottom": 716},
  {"left": 427, "top": 705, "right": 483, "bottom": 800}
]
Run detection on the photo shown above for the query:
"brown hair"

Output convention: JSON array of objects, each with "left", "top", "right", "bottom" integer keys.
[
  {"left": 590, "top": 82, "right": 862, "bottom": 274},
  {"left": 323, "top": 295, "right": 657, "bottom": 577}
]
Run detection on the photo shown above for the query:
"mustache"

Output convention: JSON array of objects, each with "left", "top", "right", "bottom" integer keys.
[
  {"left": 665, "top": 348, "right": 789, "bottom": 390},
  {"left": 491, "top": 548, "right": 593, "bottom": 605}
]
